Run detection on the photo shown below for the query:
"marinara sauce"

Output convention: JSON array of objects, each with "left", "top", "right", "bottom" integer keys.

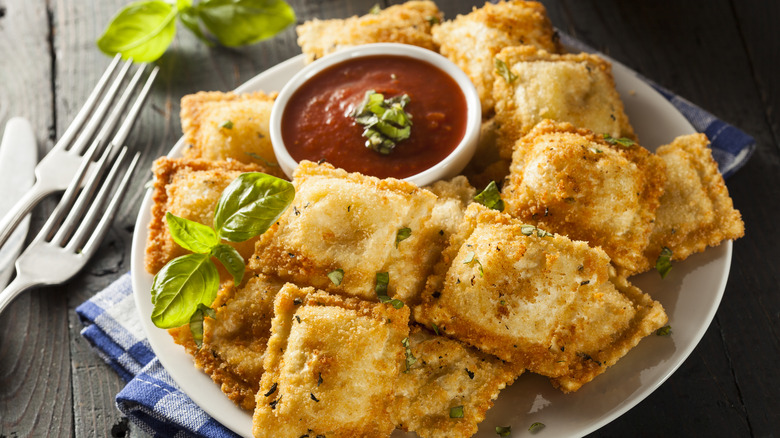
[{"left": 281, "top": 55, "right": 468, "bottom": 179}]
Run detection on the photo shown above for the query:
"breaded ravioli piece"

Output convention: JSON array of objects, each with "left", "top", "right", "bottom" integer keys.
[
  {"left": 249, "top": 161, "right": 442, "bottom": 305},
  {"left": 180, "top": 91, "right": 285, "bottom": 178},
  {"left": 168, "top": 274, "right": 286, "bottom": 410},
  {"left": 433, "top": 0, "right": 560, "bottom": 116},
  {"left": 252, "top": 284, "right": 409, "bottom": 438},
  {"left": 493, "top": 46, "right": 636, "bottom": 159},
  {"left": 296, "top": 1, "right": 442, "bottom": 63},
  {"left": 144, "top": 157, "right": 268, "bottom": 275},
  {"left": 425, "top": 175, "right": 477, "bottom": 241},
  {"left": 414, "top": 204, "right": 667, "bottom": 388},
  {"left": 502, "top": 121, "right": 666, "bottom": 275},
  {"left": 638, "top": 133, "right": 744, "bottom": 272},
  {"left": 392, "top": 325, "right": 522, "bottom": 438}
]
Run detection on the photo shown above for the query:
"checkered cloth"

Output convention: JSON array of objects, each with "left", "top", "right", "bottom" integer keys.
[{"left": 76, "top": 36, "right": 755, "bottom": 438}]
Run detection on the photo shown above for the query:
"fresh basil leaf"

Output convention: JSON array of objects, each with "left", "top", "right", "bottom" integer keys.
[
  {"left": 151, "top": 253, "right": 220, "bottom": 329},
  {"left": 177, "top": 0, "right": 213, "bottom": 46},
  {"left": 196, "top": 0, "right": 296, "bottom": 48},
  {"left": 210, "top": 243, "right": 245, "bottom": 285},
  {"left": 166, "top": 212, "right": 219, "bottom": 254},
  {"left": 189, "top": 303, "right": 216, "bottom": 348},
  {"left": 97, "top": 0, "right": 178, "bottom": 62},
  {"left": 327, "top": 268, "right": 344, "bottom": 286},
  {"left": 213, "top": 172, "right": 295, "bottom": 242},
  {"left": 474, "top": 181, "right": 505, "bottom": 211},
  {"left": 656, "top": 247, "right": 673, "bottom": 278}
]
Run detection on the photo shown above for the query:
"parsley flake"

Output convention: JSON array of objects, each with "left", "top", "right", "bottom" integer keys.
[
  {"left": 474, "top": 181, "right": 505, "bottom": 211},
  {"left": 463, "top": 251, "right": 484, "bottom": 277},
  {"left": 529, "top": 422, "right": 545, "bottom": 433},
  {"left": 219, "top": 120, "right": 234, "bottom": 129},
  {"left": 450, "top": 405, "right": 465, "bottom": 418},
  {"left": 602, "top": 133, "right": 635, "bottom": 148},
  {"left": 656, "top": 247, "right": 673, "bottom": 278},
  {"left": 401, "top": 337, "right": 417, "bottom": 372},
  {"left": 431, "top": 323, "right": 440, "bottom": 335},
  {"left": 396, "top": 227, "right": 412, "bottom": 247},
  {"left": 656, "top": 325, "right": 672, "bottom": 336},
  {"left": 375, "top": 272, "right": 389, "bottom": 295},
  {"left": 494, "top": 58, "right": 517, "bottom": 83},
  {"left": 327, "top": 268, "right": 344, "bottom": 286},
  {"left": 521, "top": 224, "right": 553, "bottom": 238},
  {"left": 496, "top": 426, "right": 511, "bottom": 437}
]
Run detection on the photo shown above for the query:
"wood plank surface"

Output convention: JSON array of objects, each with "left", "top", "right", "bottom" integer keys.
[{"left": 0, "top": 0, "right": 777, "bottom": 436}]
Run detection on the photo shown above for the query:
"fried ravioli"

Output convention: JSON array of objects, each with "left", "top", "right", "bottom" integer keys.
[
  {"left": 414, "top": 204, "right": 667, "bottom": 388},
  {"left": 501, "top": 121, "right": 666, "bottom": 275},
  {"left": 249, "top": 161, "right": 443, "bottom": 305},
  {"left": 432, "top": 0, "right": 561, "bottom": 116},
  {"left": 252, "top": 284, "right": 409, "bottom": 438},
  {"left": 493, "top": 46, "right": 636, "bottom": 159},
  {"left": 296, "top": 1, "right": 442, "bottom": 64},
  {"left": 392, "top": 325, "right": 522, "bottom": 438},
  {"left": 168, "top": 274, "right": 285, "bottom": 410},
  {"left": 180, "top": 91, "right": 285, "bottom": 177},
  {"left": 426, "top": 175, "right": 477, "bottom": 241},
  {"left": 638, "top": 133, "right": 744, "bottom": 272},
  {"left": 144, "top": 157, "right": 268, "bottom": 276}
]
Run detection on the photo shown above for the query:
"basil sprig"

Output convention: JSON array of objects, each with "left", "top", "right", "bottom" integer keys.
[
  {"left": 98, "top": 0, "right": 295, "bottom": 62},
  {"left": 474, "top": 181, "right": 505, "bottom": 211},
  {"left": 350, "top": 90, "right": 413, "bottom": 154},
  {"left": 150, "top": 173, "right": 294, "bottom": 338}
]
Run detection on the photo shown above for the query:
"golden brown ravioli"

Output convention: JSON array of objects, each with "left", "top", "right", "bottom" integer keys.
[
  {"left": 144, "top": 157, "right": 269, "bottom": 276},
  {"left": 638, "top": 133, "right": 744, "bottom": 272},
  {"left": 501, "top": 121, "right": 666, "bottom": 275},
  {"left": 414, "top": 204, "right": 667, "bottom": 390},
  {"left": 493, "top": 46, "right": 636, "bottom": 159},
  {"left": 392, "top": 325, "right": 522, "bottom": 438},
  {"left": 296, "top": 1, "right": 442, "bottom": 63},
  {"left": 252, "top": 284, "right": 409, "bottom": 438},
  {"left": 433, "top": 0, "right": 560, "bottom": 116},
  {"left": 249, "top": 161, "right": 444, "bottom": 306},
  {"left": 168, "top": 274, "right": 286, "bottom": 411},
  {"left": 180, "top": 91, "right": 285, "bottom": 177}
]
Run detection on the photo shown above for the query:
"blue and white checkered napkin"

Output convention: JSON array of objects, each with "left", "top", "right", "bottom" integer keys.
[
  {"left": 76, "top": 273, "right": 239, "bottom": 438},
  {"left": 76, "top": 38, "right": 755, "bottom": 438}
]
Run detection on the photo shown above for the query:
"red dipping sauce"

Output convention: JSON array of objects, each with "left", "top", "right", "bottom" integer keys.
[{"left": 281, "top": 55, "right": 468, "bottom": 179}]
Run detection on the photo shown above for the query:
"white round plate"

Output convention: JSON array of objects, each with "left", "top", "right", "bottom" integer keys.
[{"left": 131, "top": 53, "right": 732, "bottom": 437}]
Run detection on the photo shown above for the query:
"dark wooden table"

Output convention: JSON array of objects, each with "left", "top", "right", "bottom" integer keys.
[{"left": 0, "top": 1, "right": 777, "bottom": 436}]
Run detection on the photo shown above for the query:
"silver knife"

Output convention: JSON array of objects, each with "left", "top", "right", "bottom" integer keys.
[{"left": 0, "top": 117, "right": 38, "bottom": 287}]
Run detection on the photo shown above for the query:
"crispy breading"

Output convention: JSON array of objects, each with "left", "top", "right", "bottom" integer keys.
[
  {"left": 168, "top": 274, "right": 286, "bottom": 410},
  {"left": 296, "top": 1, "right": 442, "bottom": 64},
  {"left": 252, "top": 284, "right": 410, "bottom": 438},
  {"left": 501, "top": 121, "right": 666, "bottom": 275},
  {"left": 414, "top": 204, "right": 667, "bottom": 388},
  {"left": 433, "top": 1, "right": 561, "bottom": 116},
  {"left": 493, "top": 46, "right": 636, "bottom": 159},
  {"left": 426, "top": 175, "right": 477, "bottom": 241},
  {"left": 392, "top": 325, "right": 522, "bottom": 438},
  {"left": 144, "top": 157, "right": 268, "bottom": 276},
  {"left": 180, "top": 91, "right": 286, "bottom": 178},
  {"left": 249, "top": 161, "right": 444, "bottom": 306},
  {"left": 637, "top": 133, "right": 744, "bottom": 272}
]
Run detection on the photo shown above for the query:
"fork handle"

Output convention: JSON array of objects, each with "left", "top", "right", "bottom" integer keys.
[
  {"left": 0, "top": 274, "right": 36, "bottom": 314},
  {"left": 0, "top": 180, "right": 57, "bottom": 249}
]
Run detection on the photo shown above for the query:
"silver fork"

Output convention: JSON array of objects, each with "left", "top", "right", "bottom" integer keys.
[
  {"left": 0, "top": 54, "right": 158, "bottom": 249},
  {"left": 0, "top": 142, "right": 141, "bottom": 313}
]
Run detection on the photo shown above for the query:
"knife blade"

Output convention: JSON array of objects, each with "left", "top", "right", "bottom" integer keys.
[{"left": 0, "top": 117, "right": 38, "bottom": 288}]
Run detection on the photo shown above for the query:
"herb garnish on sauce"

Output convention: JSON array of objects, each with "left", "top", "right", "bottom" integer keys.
[{"left": 350, "top": 90, "right": 413, "bottom": 154}]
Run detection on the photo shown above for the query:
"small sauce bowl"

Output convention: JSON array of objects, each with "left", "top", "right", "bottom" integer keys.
[{"left": 270, "top": 43, "right": 481, "bottom": 186}]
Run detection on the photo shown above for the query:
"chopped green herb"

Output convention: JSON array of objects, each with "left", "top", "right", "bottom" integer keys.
[
  {"left": 426, "top": 15, "right": 440, "bottom": 25},
  {"left": 431, "top": 323, "right": 440, "bottom": 335},
  {"left": 189, "top": 304, "right": 216, "bottom": 348},
  {"left": 462, "top": 251, "right": 484, "bottom": 277},
  {"left": 368, "top": 3, "right": 381, "bottom": 14},
  {"left": 602, "top": 133, "right": 636, "bottom": 148},
  {"left": 219, "top": 120, "right": 234, "bottom": 129},
  {"left": 656, "top": 247, "right": 673, "bottom": 278},
  {"left": 590, "top": 147, "right": 603, "bottom": 154},
  {"left": 529, "top": 422, "right": 545, "bottom": 433},
  {"left": 401, "top": 337, "right": 417, "bottom": 372},
  {"left": 375, "top": 272, "right": 389, "bottom": 295},
  {"left": 474, "top": 181, "right": 505, "bottom": 211},
  {"left": 327, "top": 268, "right": 344, "bottom": 286},
  {"left": 378, "top": 295, "right": 405, "bottom": 309},
  {"left": 494, "top": 58, "right": 517, "bottom": 83},
  {"left": 396, "top": 227, "right": 412, "bottom": 247},
  {"left": 350, "top": 90, "right": 413, "bottom": 154},
  {"left": 520, "top": 224, "right": 553, "bottom": 238},
  {"left": 450, "top": 405, "right": 465, "bottom": 419},
  {"left": 656, "top": 325, "right": 672, "bottom": 336},
  {"left": 496, "top": 426, "right": 511, "bottom": 437}
]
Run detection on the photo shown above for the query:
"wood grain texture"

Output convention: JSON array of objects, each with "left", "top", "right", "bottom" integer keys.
[{"left": 0, "top": 0, "right": 777, "bottom": 436}]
